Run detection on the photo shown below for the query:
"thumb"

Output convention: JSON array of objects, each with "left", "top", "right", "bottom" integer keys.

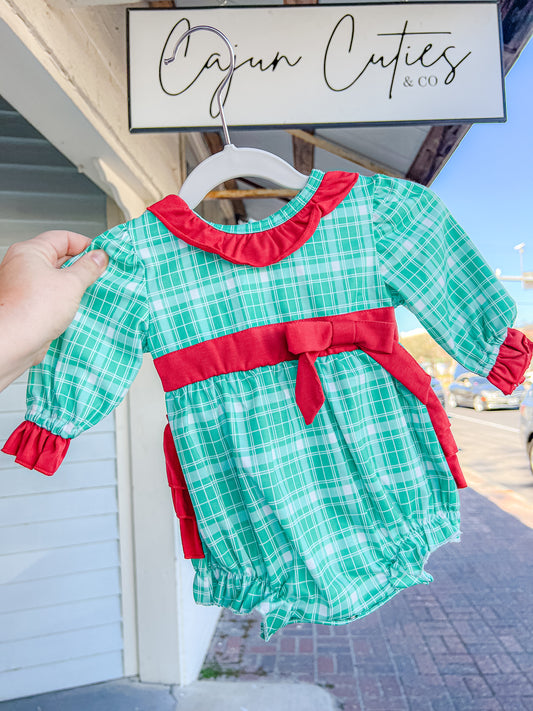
[{"left": 64, "top": 249, "right": 109, "bottom": 290}]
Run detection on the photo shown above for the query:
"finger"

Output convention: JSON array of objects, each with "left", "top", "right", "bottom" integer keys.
[
  {"left": 63, "top": 249, "right": 109, "bottom": 290},
  {"left": 34, "top": 231, "right": 93, "bottom": 260}
]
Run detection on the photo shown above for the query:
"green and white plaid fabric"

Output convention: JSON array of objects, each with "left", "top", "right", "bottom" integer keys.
[{"left": 24, "top": 171, "right": 516, "bottom": 638}]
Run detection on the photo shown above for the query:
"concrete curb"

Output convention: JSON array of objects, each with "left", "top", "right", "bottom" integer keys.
[{"left": 0, "top": 678, "right": 337, "bottom": 711}]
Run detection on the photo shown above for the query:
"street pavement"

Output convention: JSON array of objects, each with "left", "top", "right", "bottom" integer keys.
[{"left": 447, "top": 407, "right": 533, "bottom": 508}]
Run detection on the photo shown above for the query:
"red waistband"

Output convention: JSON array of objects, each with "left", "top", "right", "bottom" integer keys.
[
  {"left": 154, "top": 307, "right": 397, "bottom": 414},
  {"left": 154, "top": 308, "right": 466, "bottom": 488}
]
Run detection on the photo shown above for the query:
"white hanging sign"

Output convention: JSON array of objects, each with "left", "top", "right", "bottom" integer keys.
[{"left": 127, "top": 3, "right": 505, "bottom": 132}]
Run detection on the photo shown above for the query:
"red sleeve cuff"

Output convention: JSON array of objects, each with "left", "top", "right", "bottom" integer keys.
[
  {"left": 487, "top": 328, "right": 533, "bottom": 395},
  {"left": 1, "top": 421, "right": 70, "bottom": 476}
]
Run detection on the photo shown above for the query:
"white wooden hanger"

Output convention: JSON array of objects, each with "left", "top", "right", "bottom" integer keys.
[{"left": 164, "top": 25, "right": 309, "bottom": 210}]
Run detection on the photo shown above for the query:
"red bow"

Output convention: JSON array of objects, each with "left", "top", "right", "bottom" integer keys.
[{"left": 285, "top": 319, "right": 396, "bottom": 424}]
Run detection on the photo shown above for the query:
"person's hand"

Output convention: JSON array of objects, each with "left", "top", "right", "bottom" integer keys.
[{"left": 0, "top": 231, "right": 109, "bottom": 391}]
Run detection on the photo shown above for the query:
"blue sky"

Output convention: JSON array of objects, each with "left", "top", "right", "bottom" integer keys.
[{"left": 397, "top": 38, "right": 533, "bottom": 334}]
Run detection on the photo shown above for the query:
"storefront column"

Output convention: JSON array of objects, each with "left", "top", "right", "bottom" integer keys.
[{"left": 126, "top": 356, "right": 221, "bottom": 685}]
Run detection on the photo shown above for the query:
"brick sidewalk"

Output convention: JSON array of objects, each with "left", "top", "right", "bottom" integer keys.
[{"left": 201, "top": 489, "right": 533, "bottom": 711}]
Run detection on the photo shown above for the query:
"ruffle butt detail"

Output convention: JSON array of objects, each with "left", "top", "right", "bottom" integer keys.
[
  {"left": 487, "top": 328, "right": 533, "bottom": 395},
  {"left": 1, "top": 420, "right": 70, "bottom": 476},
  {"left": 163, "top": 423, "right": 205, "bottom": 559},
  {"left": 424, "top": 387, "right": 467, "bottom": 489}
]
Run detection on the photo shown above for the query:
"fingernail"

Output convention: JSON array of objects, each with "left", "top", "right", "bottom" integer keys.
[{"left": 91, "top": 250, "right": 108, "bottom": 268}]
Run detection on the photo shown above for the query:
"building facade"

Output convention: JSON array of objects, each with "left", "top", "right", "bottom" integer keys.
[{"left": 0, "top": 1, "right": 220, "bottom": 700}]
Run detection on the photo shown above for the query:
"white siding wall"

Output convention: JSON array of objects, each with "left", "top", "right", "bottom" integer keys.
[{"left": 0, "top": 96, "right": 124, "bottom": 700}]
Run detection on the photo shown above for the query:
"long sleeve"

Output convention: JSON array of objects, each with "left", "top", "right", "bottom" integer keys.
[
  {"left": 373, "top": 174, "right": 532, "bottom": 393},
  {"left": 2, "top": 224, "right": 150, "bottom": 475}
]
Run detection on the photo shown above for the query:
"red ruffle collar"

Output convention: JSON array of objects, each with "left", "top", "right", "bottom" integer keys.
[{"left": 147, "top": 170, "right": 359, "bottom": 267}]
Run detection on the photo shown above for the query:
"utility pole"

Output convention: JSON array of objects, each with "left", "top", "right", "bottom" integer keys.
[{"left": 495, "top": 242, "right": 533, "bottom": 289}]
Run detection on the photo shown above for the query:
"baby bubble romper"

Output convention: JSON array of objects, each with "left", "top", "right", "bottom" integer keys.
[{"left": 3, "top": 171, "right": 532, "bottom": 639}]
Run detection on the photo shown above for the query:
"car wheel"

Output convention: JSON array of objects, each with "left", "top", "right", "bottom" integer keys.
[
  {"left": 528, "top": 440, "right": 533, "bottom": 476},
  {"left": 448, "top": 393, "right": 457, "bottom": 408},
  {"left": 473, "top": 396, "right": 486, "bottom": 412}
]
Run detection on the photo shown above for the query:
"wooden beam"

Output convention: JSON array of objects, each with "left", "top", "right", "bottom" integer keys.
[
  {"left": 407, "top": 125, "right": 470, "bottom": 186},
  {"left": 205, "top": 188, "right": 299, "bottom": 200},
  {"left": 499, "top": 0, "right": 533, "bottom": 74},
  {"left": 407, "top": 0, "right": 533, "bottom": 185},
  {"left": 285, "top": 129, "right": 404, "bottom": 178},
  {"left": 292, "top": 129, "right": 315, "bottom": 174},
  {"left": 239, "top": 177, "right": 290, "bottom": 203}
]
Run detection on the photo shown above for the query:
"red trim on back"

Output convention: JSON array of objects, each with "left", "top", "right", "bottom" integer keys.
[
  {"left": 164, "top": 423, "right": 204, "bottom": 559},
  {"left": 147, "top": 171, "right": 359, "bottom": 266}
]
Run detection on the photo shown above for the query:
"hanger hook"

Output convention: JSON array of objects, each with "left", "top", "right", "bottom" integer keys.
[{"left": 163, "top": 25, "right": 235, "bottom": 147}]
